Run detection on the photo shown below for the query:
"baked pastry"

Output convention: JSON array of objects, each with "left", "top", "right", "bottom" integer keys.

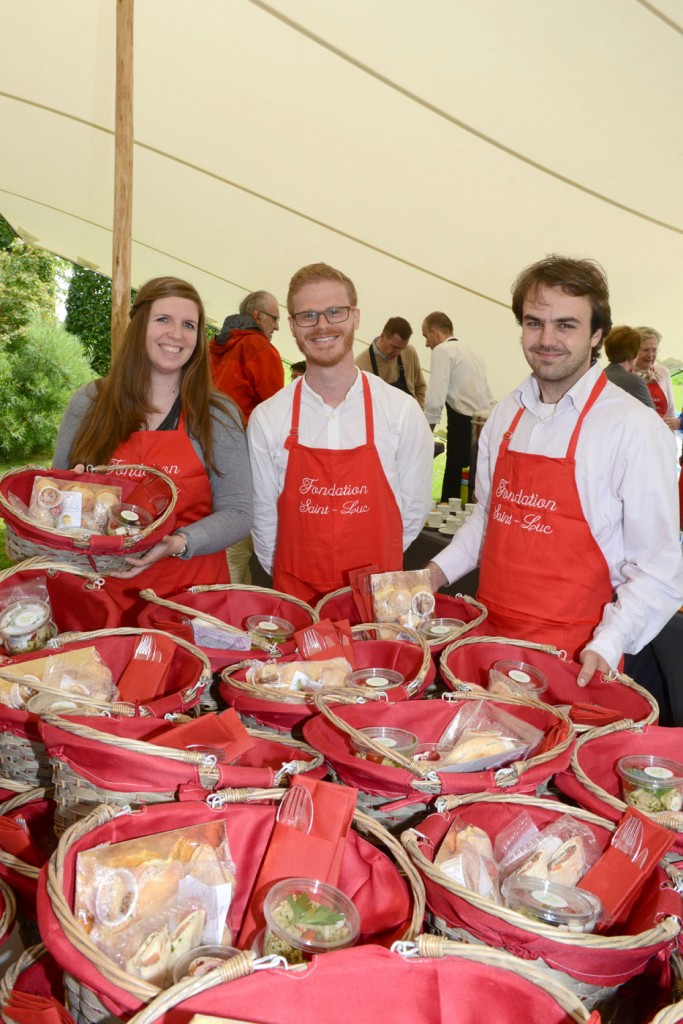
[
  {"left": 441, "top": 729, "right": 518, "bottom": 766},
  {"left": 547, "top": 836, "right": 585, "bottom": 887}
]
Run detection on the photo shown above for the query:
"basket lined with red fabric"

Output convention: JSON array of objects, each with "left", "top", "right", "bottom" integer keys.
[
  {"left": 554, "top": 722, "right": 683, "bottom": 856},
  {"left": 0, "top": 942, "right": 70, "bottom": 1024},
  {"left": 0, "top": 628, "right": 210, "bottom": 790},
  {"left": 0, "top": 873, "right": 16, "bottom": 947},
  {"left": 401, "top": 792, "right": 683, "bottom": 1008},
  {"left": 220, "top": 622, "right": 434, "bottom": 735},
  {"left": 39, "top": 793, "right": 424, "bottom": 1022},
  {"left": 0, "top": 465, "right": 177, "bottom": 573},
  {"left": 0, "top": 786, "right": 56, "bottom": 946},
  {"left": 103, "top": 936, "right": 596, "bottom": 1024},
  {"left": 440, "top": 635, "right": 658, "bottom": 731},
  {"left": 0, "top": 558, "right": 119, "bottom": 649},
  {"left": 38, "top": 711, "right": 325, "bottom": 835},
  {"left": 303, "top": 694, "right": 574, "bottom": 831},
  {"left": 316, "top": 585, "right": 487, "bottom": 661},
  {"left": 648, "top": 953, "right": 683, "bottom": 1023},
  {"left": 136, "top": 583, "right": 319, "bottom": 682}
]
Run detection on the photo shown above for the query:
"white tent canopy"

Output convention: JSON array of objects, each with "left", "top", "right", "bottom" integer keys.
[{"left": 2, "top": 0, "right": 682, "bottom": 399}]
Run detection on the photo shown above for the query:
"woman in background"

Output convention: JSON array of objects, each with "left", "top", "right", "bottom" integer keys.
[
  {"left": 634, "top": 326, "right": 678, "bottom": 429},
  {"left": 53, "top": 276, "right": 252, "bottom": 623}
]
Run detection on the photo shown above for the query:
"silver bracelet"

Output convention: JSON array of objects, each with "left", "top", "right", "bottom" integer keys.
[{"left": 172, "top": 532, "right": 189, "bottom": 558}]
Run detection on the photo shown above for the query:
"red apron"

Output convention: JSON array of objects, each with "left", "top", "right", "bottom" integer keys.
[
  {"left": 646, "top": 379, "right": 668, "bottom": 417},
  {"left": 477, "top": 374, "right": 613, "bottom": 661},
  {"left": 106, "top": 415, "right": 229, "bottom": 625},
  {"left": 272, "top": 374, "right": 403, "bottom": 604}
]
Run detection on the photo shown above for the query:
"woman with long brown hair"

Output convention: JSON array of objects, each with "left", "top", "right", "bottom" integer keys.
[{"left": 53, "top": 276, "right": 252, "bottom": 623}]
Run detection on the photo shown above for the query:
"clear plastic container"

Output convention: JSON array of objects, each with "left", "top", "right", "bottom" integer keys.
[
  {"left": 418, "top": 617, "right": 465, "bottom": 640},
  {"left": 502, "top": 876, "right": 602, "bottom": 933},
  {"left": 347, "top": 667, "right": 404, "bottom": 690},
  {"left": 491, "top": 660, "right": 548, "bottom": 697},
  {"left": 173, "top": 943, "right": 239, "bottom": 983},
  {"left": 107, "top": 503, "right": 153, "bottom": 536},
  {"left": 244, "top": 614, "right": 295, "bottom": 642},
  {"left": 263, "top": 877, "right": 360, "bottom": 965},
  {"left": 350, "top": 726, "right": 419, "bottom": 764},
  {"left": 0, "top": 599, "right": 54, "bottom": 654},
  {"left": 616, "top": 754, "right": 683, "bottom": 813}
]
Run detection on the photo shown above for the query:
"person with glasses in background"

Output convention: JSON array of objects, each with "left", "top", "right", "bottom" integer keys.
[
  {"left": 210, "top": 289, "right": 284, "bottom": 582},
  {"left": 247, "top": 262, "right": 433, "bottom": 604}
]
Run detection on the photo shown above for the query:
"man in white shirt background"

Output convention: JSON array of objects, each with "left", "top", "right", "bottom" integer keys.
[
  {"left": 422, "top": 312, "right": 494, "bottom": 502},
  {"left": 248, "top": 262, "right": 433, "bottom": 604},
  {"left": 427, "top": 255, "right": 683, "bottom": 687}
]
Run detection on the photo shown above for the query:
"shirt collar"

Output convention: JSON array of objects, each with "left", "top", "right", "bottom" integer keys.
[
  {"left": 371, "top": 337, "right": 390, "bottom": 361},
  {"left": 515, "top": 362, "right": 604, "bottom": 415},
  {"left": 302, "top": 366, "right": 362, "bottom": 408}
]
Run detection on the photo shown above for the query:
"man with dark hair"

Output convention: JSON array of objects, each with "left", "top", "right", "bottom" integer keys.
[
  {"left": 210, "top": 290, "right": 285, "bottom": 425},
  {"left": 427, "top": 255, "right": 683, "bottom": 686},
  {"left": 355, "top": 316, "right": 427, "bottom": 407},
  {"left": 290, "top": 360, "right": 306, "bottom": 381},
  {"left": 422, "top": 310, "right": 494, "bottom": 501},
  {"left": 248, "top": 262, "right": 433, "bottom": 603}
]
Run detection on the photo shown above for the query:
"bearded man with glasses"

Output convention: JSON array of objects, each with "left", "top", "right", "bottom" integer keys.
[{"left": 247, "top": 262, "right": 433, "bottom": 604}]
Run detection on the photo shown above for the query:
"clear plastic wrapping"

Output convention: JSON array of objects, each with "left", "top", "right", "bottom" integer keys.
[
  {"left": 28, "top": 476, "right": 122, "bottom": 534},
  {"left": 74, "top": 820, "right": 236, "bottom": 987},
  {"left": 370, "top": 569, "right": 435, "bottom": 638},
  {"left": 436, "top": 700, "right": 544, "bottom": 772},
  {"left": 245, "top": 657, "right": 353, "bottom": 693}
]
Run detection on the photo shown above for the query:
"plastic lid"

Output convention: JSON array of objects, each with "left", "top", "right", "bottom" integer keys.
[
  {"left": 616, "top": 754, "right": 683, "bottom": 787},
  {"left": 173, "top": 943, "right": 239, "bottom": 983},
  {"left": 419, "top": 617, "right": 465, "bottom": 639},
  {"left": 351, "top": 726, "right": 419, "bottom": 755},
  {"left": 263, "top": 877, "right": 360, "bottom": 953},
  {"left": 347, "top": 667, "right": 404, "bottom": 689},
  {"left": 110, "top": 503, "right": 154, "bottom": 527},
  {"left": 492, "top": 660, "right": 548, "bottom": 694},
  {"left": 0, "top": 600, "right": 51, "bottom": 636},
  {"left": 245, "top": 614, "right": 295, "bottom": 639},
  {"left": 502, "top": 876, "right": 602, "bottom": 930}
]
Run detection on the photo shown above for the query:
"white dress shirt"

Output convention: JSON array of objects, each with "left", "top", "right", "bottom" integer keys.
[
  {"left": 248, "top": 369, "right": 434, "bottom": 574},
  {"left": 431, "top": 363, "right": 683, "bottom": 669},
  {"left": 423, "top": 337, "right": 494, "bottom": 424}
]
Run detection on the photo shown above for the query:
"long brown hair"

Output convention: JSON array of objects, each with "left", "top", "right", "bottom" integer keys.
[{"left": 69, "top": 276, "right": 238, "bottom": 470}]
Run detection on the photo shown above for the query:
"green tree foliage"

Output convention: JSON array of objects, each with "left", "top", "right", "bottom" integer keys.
[
  {"left": 64, "top": 265, "right": 115, "bottom": 376},
  {"left": 0, "top": 214, "right": 17, "bottom": 251},
  {"left": 0, "top": 240, "right": 58, "bottom": 335},
  {"left": 0, "top": 312, "right": 93, "bottom": 460}
]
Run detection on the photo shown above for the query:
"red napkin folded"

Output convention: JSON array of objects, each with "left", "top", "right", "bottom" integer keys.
[
  {"left": 142, "top": 610, "right": 194, "bottom": 644},
  {"left": 292, "top": 618, "right": 357, "bottom": 669},
  {"left": 3, "top": 991, "right": 75, "bottom": 1024},
  {"left": 347, "top": 565, "right": 379, "bottom": 622},
  {"left": 0, "top": 814, "right": 45, "bottom": 865},
  {"left": 237, "top": 774, "right": 357, "bottom": 949},
  {"left": 569, "top": 702, "right": 625, "bottom": 727},
  {"left": 146, "top": 708, "right": 255, "bottom": 762},
  {"left": 116, "top": 632, "right": 177, "bottom": 702}
]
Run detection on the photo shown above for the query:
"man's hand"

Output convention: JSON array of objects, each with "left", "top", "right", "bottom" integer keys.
[
  {"left": 426, "top": 560, "right": 448, "bottom": 592},
  {"left": 577, "top": 648, "right": 612, "bottom": 687}
]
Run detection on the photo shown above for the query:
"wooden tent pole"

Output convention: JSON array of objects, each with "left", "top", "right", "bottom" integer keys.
[{"left": 111, "top": 0, "right": 134, "bottom": 352}]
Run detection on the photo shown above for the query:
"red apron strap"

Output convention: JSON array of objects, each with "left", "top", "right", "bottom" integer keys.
[
  {"left": 285, "top": 379, "right": 304, "bottom": 451},
  {"left": 566, "top": 372, "right": 607, "bottom": 460},
  {"left": 360, "top": 372, "right": 375, "bottom": 446}
]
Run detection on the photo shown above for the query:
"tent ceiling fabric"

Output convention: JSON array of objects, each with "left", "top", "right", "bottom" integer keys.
[{"left": 1, "top": 0, "right": 682, "bottom": 397}]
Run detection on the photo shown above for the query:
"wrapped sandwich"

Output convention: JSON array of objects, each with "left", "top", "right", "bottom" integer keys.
[{"left": 246, "top": 657, "right": 352, "bottom": 692}]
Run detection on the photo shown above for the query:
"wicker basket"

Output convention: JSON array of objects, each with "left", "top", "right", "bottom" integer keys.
[
  {"left": 401, "top": 791, "right": 682, "bottom": 1009},
  {"left": 40, "top": 793, "right": 425, "bottom": 1022},
  {"left": 39, "top": 712, "right": 325, "bottom": 835},
  {"left": 648, "top": 953, "right": 683, "bottom": 1023},
  {"left": 0, "top": 785, "right": 56, "bottom": 946},
  {"left": 0, "top": 874, "right": 16, "bottom": 947},
  {"left": 137, "top": 583, "right": 320, "bottom": 674},
  {"left": 440, "top": 634, "right": 659, "bottom": 732},
  {"left": 113, "top": 934, "right": 595, "bottom": 1024},
  {"left": 220, "top": 621, "right": 433, "bottom": 735},
  {"left": 554, "top": 722, "right": 683, "bottom": 855},
  {"left": 0, "top": 943, "right": 68, "bottom": 1024},
  {"left": 0, "top": 464, "right": 177, "bottom": 573}
]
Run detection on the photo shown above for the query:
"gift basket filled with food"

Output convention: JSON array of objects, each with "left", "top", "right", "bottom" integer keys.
[
  {"left": 0, "top": 786, "right": 56, "bottom": 947},
  {"left": 136, "top": 583, "right": 319, "bottom": 676},
  {"left": 303, "top": 693, "right": 574, "bottom": 831},
  {"left": 554, "top": 722, "right": 683, "bottom": 856},
  {"left": 440, "top": 635, "right": 659, "bottom": 732},
  {"left": 0, "top": 465, "right": 177, "bottom": 573},
  {"left": 219, "top": 615, "right": 433, "bottom": 735},
  {"left": 401, "top": 791, "right": 683, "bottom": 1010},
  {"left": 38, "top": 709, "right": 325, "bottom": 835},
  {"left": 0, "top": 942, "right": 70, "bottom": 1024},
  {"left": 316, "top": 582, "right": 488, "bottom": 662},
  {"left": 92, "top": 935, "right": 597, "bottom": 1024},
  {"left": 0, "top": 560, "right": 120, "bottom": 652},
  {"left": 37, "top": 778, "right": 424, "bottom": 1021}
]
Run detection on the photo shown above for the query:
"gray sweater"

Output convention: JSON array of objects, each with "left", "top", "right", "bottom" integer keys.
[
  {"left": 52, "top": 382, "right": 253, "bottom": 559},
  {"left": 604, "top": 363, "right": 655, "bottom": 410}
]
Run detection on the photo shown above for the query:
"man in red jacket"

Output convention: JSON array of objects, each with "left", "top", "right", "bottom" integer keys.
[
  {"left": 211, "top": 290, "right": 284, "bottom": 581},
  {"left": 210, "top": 290, "right": 285, "bottom": 425}
]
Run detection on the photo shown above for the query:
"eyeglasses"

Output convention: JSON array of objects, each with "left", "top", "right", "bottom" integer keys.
[
  {"left": 258, "top": 309, "right": 280, "bottom": 325},
  {"left": 291, "top": 306, "right": 354, "bottom": 327}
]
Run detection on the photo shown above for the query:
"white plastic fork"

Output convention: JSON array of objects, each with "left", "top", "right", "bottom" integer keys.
[
  {"left": 277, "top": 785, "right": 314, "bottom": 834},
  {"left": 612, "top": 817, "right": 643, "bottom": 860},
  {"left": 299, "top": 628, "right": 325, "bottom": 658}
]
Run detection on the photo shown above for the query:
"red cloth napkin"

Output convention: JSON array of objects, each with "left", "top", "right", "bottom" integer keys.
[
  {"left": 3, "top": 991, "right": 75, "bottom": 1024},
  {"left": 146, "top": 708, "right": 255, "bottom": 762},
  {"left": 0, "top": 814, "right": 45, "bottom": 865},
  {"left": 237, "top": 774, "right": 357, "bottom": 949},
  {"left": 116, "top": 632, "right": 177, "bottom": 702},
  {"left": 569, "top": 702, "right": 625, "bottom": 727}
]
